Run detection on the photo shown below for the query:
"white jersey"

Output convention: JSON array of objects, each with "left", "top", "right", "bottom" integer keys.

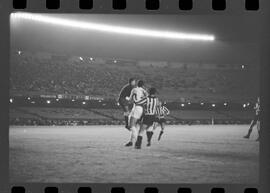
[{"left": 129, "top": 87, "right": 148, "bottom": 105}]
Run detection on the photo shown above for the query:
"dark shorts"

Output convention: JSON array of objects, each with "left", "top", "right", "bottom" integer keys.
[
  {"left": 142, "top": 115, "right": 156, "bottom": 126},
  {"left": 156, "top": 118, "right": 166, "bottom": 124},
  {"left": 253, "top": 113, "right": 260, "bottom": 122}
]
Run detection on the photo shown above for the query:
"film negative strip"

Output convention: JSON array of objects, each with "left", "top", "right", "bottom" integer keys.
[{"left": 0, "top": 0, "right": 269, "bottom": 193}]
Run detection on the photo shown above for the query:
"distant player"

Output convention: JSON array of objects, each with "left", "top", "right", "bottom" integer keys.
[
  {"left": 135, "top": 87, "right": 159, "bottom": 149},
  {"left": 147, "top": 101, "right": 170, "bottom": 145},
  {"left": 244, "top": 97, "right": 260, "bottom": 141},
  {"left": 118, "top": 78, "right": 136, "bottom": 130},
  {"left": 125, "top": 80, "right": 148, "bottom": 146}
]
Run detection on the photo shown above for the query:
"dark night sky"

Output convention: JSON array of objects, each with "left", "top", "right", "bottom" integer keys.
[{"left": 10, "top": 14, "right": 261, "bottom": 65}]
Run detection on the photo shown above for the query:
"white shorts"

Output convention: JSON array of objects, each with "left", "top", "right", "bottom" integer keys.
[{"left": 130, "top": 105, "right": 143, "bottom": 120}]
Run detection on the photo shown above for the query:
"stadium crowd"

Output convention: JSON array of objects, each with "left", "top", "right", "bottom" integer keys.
[
  {"left": 9, "top": 51, "right": 258, "bottom": 126},
  {"left": 10, "top": 51, "right": 258, "bottom": 102}
]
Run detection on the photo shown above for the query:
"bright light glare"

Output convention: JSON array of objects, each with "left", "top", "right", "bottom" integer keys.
[{"left": 11, "top": 12, "right": 215, "bottom": 41}]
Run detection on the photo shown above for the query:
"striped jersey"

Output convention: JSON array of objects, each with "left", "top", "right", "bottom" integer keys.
[
  {"left": 157, "top": 105, "right": 170, "bottom": 118},
  {"left": 129, "top": 87, "right": 148, "bottom": 105},
  {"left": 137, "top": 96, "right": 159, "bottom": 115}
]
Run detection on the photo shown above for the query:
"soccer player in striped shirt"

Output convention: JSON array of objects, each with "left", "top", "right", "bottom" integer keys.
[
  {"left": 244, "top": 96, "right": 260, "bottom": 141},
  {"left": 134, "top": 87, "right": 160, "bottom": 149},
  {"left": 149, "top": 101, "right": 170, "bottom": 144}
]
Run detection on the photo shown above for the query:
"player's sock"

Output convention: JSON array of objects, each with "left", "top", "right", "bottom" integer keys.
[
  {"left": 124, "top": 116, "right": 129, "bottom": 127},
  {"left": 146, "top": 131, "right": 151, "bottom": 142},
  {"left": 135, "top": 136, "right": 143, "bottom": 149},
  {"left": 146, "top": 131, "right": 153, "bottom": 144},
  {"left": 149, "top": 131, "right": 153, "bottom": 141}
]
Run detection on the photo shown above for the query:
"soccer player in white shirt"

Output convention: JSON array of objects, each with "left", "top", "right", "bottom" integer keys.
[{"left": 125, "top": 80, "right": 148, "bottom": 146}]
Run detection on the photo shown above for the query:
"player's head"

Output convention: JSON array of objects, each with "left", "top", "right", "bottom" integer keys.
[
  {"left": 129, "top": 78, "right": 136, "bottom": 87},
  {"left": 162, "top": 101, "right": 167, "bottom": 106},
  {"left": 257, "top": 96, "right": 260, "bottom": 103},
  {"left": 149, "top": 87, "right": 157, "bottom": 96},
  {"left": 137, "top": 80, "right": 144, "bottom": 88}
]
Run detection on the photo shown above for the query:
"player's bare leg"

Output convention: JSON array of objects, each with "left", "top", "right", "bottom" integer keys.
[
  {"left": 125, "top": 116, "right": 138, "bottom": 146},
  {"left": 123, "top": 106, "right": 130, "bottom": 130},
  {"left": 158, "top": 122, "right": 165, "bottom": 141},
  {"left": 153, "top": 122, "right": 158, "bottom": 131},
  {"left": 244, "top": 120, "right": 256, "bottom": 139}
]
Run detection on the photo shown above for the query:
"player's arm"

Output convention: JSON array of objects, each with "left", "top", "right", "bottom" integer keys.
[
  {"left": 128, "top": 88, "right": 135, "bottom": 102},
  {"left": 155, "top": 99, "right": 161, "bottom": 115},
  {"left": 136, "top": 97, "right": 147, "bottom": 106},
  {"left": 118, "top": 85, "right": 126, "bottom": 101},
  {"left": 254, "top": 103, "right": 258, "bottom": 111},
  {"left": 143, "top": 88, "right": 149, "bottom": 97},
  {"left": 164, "top": 106, "right": 170, "bottom": 115}
]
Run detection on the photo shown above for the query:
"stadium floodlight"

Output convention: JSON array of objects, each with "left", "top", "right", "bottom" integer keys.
[
  {"left": 11, "top": 12, "right": 215, "bottom": 42},
  {"left": 46, "top": 100, "right": 51, "bottom": 104}
]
